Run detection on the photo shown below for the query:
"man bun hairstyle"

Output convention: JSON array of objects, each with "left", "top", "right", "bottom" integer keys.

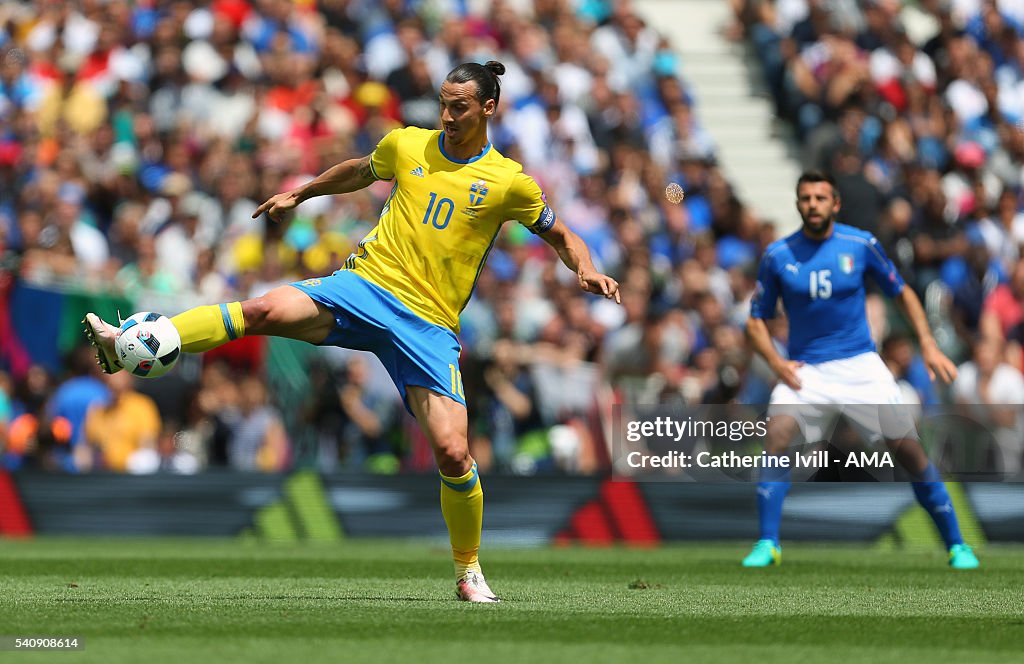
[{"left": 446, "top": 60, "right": 505, "bottom": 107}]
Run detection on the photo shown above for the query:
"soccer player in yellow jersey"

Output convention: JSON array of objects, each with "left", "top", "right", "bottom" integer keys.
[{"left": 84, "top": 61, "right": 620, "bottom": 603}]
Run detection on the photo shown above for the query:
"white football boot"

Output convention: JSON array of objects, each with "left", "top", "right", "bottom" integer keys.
[
  {"left": 82, "top": 313, "right": 123, "bottom": 374},
  {"left": 456, "top": 570, "right": 501, "bottom": 603}
]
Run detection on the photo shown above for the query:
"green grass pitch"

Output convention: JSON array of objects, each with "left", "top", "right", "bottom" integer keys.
[{"left": 1, "top": 538, "right": 1021, "bottom": 663}]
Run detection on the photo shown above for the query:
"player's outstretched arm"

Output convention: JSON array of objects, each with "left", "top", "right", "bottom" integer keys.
[
  {"left": 252, "top": 155, "right": 378, "bottom": 222},
  {"left": 894, "top": 287, "right": 958, "bottom": 384},
  {"left": 538, "top": 219, "right": 620, "bottom": 303},
  {"left": 746, "top": 316, "right": 803, "bottom": 390}
]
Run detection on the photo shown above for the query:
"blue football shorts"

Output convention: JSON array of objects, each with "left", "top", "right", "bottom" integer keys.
[{"left": 290, "top": 270, "right": 465, "bottom": 412}]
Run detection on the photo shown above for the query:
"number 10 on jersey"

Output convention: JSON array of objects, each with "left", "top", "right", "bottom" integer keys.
[
  {"left": 423, "top": 192, "right": 454, "bottom": 230},
  {"left": 809, "top": 269, "right": 832, "bottom": 300}
]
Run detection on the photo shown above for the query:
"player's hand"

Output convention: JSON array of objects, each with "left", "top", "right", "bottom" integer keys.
[
  {"left": 252, "top": 191, "right": 300, "bottom": 223},
  {"left": 578, "top": 270, "right": 620, "bottom": 304},
  {"left": 921, "top": 343, "right": 958, "bottom": 384},
  {"left": 339, "top": 385, "right": 359, "bottom": 407},
  {"left": 771, "top": 359, "right": 804, "bottom": 390}
]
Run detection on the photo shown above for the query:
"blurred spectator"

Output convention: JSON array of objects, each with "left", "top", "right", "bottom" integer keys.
[
  {"left": 191, "top": 361, "right": 241, "bottom": 467},
  {"left": 881, "top": 332, "right": 940, "bottom": 409},
  {"left": 832, "top": 145, "right": 885, "bottom": 235},
  {"left": 11, "top": 365, "right": 54, "bottom": 423},
  {"left": 970, "top": 186, "right": 1024, "bottom": 274},
  {"left": 115, "top": 233, "right": 183, "bottom": 298},
  {"left": 81, "top": 371, "right": 160, "bottom": 472},
  {"left": 225, "top": 375, "right": 289, "bottom": 472},
  {"left": 980, "top": 257, "right": 1024, "bottom": 341},
  {"left": 51, "top": 182, "right": 110, "bottom": 276},
  {"left": 46, "top": 344, "right": 110, "bottom": 465},
  {"left": 386, "top": 51, "right": 441, "bottom": 129},
  {"left": 333, "top": 356, "right": 400, "bottom": 471},
  {"left": 305, "top": 358, "right": 346, "bottom": 471},
  {"left": 478, "top": 338, "right": 544, "bottom": 471},
  {"left": 590, "top": 3, "right": 659, "bottom": 92},
  {"left": 952, "top": 238, "right": 1003, "bottom": 334},
  {"left": 2, "top": 409, "right": 72, "bottom": 472},
  {"left": 1, "top": 365, "right": 73, "bottom": 470},
  {"left": 952, "top": 336, "right": 1024, "bottom": 475},
  {"left": 154, "top": 422, "right": 201, "bottom": 475},
  {"left": 911, "top": 174, "right": 968, "bottom": 292}
]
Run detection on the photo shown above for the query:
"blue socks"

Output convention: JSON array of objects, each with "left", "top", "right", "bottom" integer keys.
[
  {"left": 756, "top": 462, "right": 963, "bottom": 550},
  {"left": 757, "top": 465, "right": 791, "bottom": 546},
  {"left": 911, "top": 463, "right": 964, "bottom": 548}
]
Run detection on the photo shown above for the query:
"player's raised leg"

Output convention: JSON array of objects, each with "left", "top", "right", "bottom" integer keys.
[
  {"left": 886, "top": 436, "right": 980, "bottom": 569},
  {"left": 743, "top": 413, "right": 798, "bottom": 567},
  {"left": 83, "top": 285, "right": 336, "bottom": 373},
  {"left": 406, "top": 385, "right": 498, "bottom": 603}
]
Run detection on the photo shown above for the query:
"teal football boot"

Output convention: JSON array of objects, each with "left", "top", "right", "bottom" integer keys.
[
  {"left": 949, "top": 543, "right": 979, "bottom": 569},
  {"left": 742, "top": 539, "right": 782, "bottom": 567}
]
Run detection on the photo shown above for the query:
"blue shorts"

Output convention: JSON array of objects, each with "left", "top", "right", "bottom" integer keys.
[{"left": 290, "top": 271, "right": 465, "bottom": 412}]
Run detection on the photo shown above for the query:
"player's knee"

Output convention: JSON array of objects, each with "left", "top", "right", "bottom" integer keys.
[
  {"left": 433, "top": 435, "right": 471, "bottom": 477},
  {"left": 241, "top": 297, "right": 273, "bottom": 333},
  {"left": 243, "top": 292, "right": 300, "bottom": 333}
]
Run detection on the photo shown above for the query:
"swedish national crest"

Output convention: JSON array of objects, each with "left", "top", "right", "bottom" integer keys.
[{"left": 469, "top": 179, "right": 489, "bottom": 205}]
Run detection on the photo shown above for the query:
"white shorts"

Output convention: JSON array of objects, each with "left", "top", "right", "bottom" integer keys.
[{"left": 768, "top": 352, "right": 917, "bottom": 444}]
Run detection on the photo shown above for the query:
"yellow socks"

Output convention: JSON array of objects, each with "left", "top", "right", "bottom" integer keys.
[
  {"left": 170, "top": 303, "right": 245, "bottom": 353},
  {"left": 440, "top": 462, "right": 483, "bottom": 579}
]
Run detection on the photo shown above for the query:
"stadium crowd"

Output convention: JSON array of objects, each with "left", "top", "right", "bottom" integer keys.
[{"left": 0, "top": 0, "right": 1021, "bottom": 476}]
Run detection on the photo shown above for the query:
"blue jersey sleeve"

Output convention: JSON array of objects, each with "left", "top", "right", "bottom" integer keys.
[
  {"left": 864, "top": 234, "right": 904, "bottom": 297},
  {"left": 750, "top": 251, "right": 780, "bottom": 319}
]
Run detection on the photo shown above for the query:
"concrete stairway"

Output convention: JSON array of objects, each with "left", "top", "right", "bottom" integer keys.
[{"left": 634, "top": 0, "right": 802, "bottom": 233}]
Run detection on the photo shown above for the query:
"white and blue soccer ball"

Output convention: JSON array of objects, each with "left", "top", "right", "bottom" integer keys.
[{"left": 115, "top": 312, "right": 182, "bottom": 378}]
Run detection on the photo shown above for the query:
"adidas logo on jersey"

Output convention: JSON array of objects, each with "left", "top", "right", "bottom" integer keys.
[{"left": 410, "top": 166, "right": 425, "bottom": 177}]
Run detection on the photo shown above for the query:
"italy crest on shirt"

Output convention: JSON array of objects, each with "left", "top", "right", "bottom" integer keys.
[{"left": 839, "top": 254, "right": 854, "bottom": 274}]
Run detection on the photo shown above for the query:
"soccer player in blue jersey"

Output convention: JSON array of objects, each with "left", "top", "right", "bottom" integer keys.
[
  {"left": 744, "top": 171, "right": 980, "bottom": 569},
  {"left": 85, "top": 61, "right": 621, "bottom": 601}
]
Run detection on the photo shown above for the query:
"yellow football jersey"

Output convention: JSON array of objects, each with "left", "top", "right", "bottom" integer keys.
[{"left": 342, "top": 126, "right": 553, "bottom": 331}]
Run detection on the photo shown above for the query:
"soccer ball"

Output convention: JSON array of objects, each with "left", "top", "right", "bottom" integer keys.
[{"left": 115, "top": 312, "right": 182, "bottom": 378}]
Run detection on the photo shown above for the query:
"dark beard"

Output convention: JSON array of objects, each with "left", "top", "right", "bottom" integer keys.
[{"left": 801, "top": 215, "right": 834, "bottom": 239}]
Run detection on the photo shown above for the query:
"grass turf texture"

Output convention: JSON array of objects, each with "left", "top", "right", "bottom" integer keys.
[{"left": 0, "top": 539, "right": 1021, "bottom": 663}]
